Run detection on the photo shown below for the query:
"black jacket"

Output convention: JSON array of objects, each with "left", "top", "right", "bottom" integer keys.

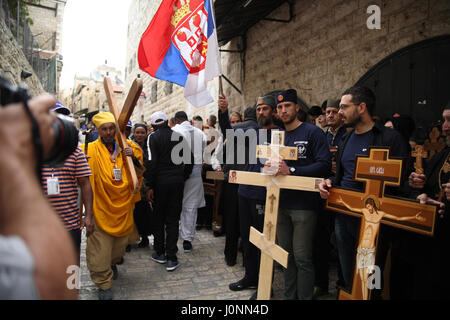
[
  {"left": 144, "top": 125, "right": 193, "bottom": 189},
  {"left": 331, "top": 122, "right": 409, "bottom": 189}
]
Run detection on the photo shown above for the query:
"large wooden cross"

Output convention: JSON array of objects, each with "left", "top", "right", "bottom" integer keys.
[
  {"left": 205, "top": 171, "right": 225, "bottom": 234},
  {"left": 228, "top": 130, "right": 324, "bottom": 300},
  {"left": 325, "top": 147, "right": 437, "bottom": 300},
  {"left": 103, "top": 77, "right": 143, "bottom": 194}
]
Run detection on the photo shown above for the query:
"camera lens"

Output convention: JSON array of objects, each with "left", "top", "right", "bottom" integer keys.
[{"left": 44, "top": 114, "right": 79, "bottom": 167}]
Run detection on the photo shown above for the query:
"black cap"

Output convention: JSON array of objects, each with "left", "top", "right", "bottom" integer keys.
[
  {"left": 276, "top": 89, "right": 297, "bottom": 104},
  {"left": 256, "top": 95, "right": 277, "bottom": 109},
  {"left": 308, "top": 106, "right": 323, "bottom": 117}
]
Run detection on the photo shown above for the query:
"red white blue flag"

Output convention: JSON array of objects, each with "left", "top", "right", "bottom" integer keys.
[{"left": 138, "top": 0, "right": 222, "bottom": 107}]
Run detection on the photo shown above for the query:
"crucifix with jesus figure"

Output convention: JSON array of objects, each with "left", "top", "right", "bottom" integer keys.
[
  {"left": 103, "top": 76, "right": 143, "bottom": 194},
  {"left": 326, "top": 147, "right": 437, "bottom": 300},
  {"left": 228, "top": 130, "right": 324, "bottom": 300}
]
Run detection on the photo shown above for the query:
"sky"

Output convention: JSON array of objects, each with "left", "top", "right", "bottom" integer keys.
[{"left": 60, "top": 0, "right": 132, "bottom": 90}]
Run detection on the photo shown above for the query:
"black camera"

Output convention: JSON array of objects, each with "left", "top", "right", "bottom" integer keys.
[{"left": 0, "top": 74, "right": 78, "bottom": 167}]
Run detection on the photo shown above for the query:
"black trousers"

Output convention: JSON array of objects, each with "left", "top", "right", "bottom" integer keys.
[
  {"left": 153, "top": 182, "right": 184, "bottom": 261},
  {"left": 69, "top": 228, "right": 81, "bottom": 264},
  {"left": 238, "top": 195, "right": 264, "bottom": 285},
  {"left": 313, "top": 208, "right": 334, "bottom": 290},
  {"left": 223, "top": 182, "right": 240, "bottom": 261},
  {"left": 133, "top": 200, "right": 154, "bottom": 237}
]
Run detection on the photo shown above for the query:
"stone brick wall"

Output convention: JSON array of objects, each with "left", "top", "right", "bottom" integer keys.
[
  {"left": 27, "top": 0, "right": 66, "bottom": 53},
  {"left": 0, "top": 18, "right": 44, "bottom": 96},
  {"left": 125, "top": 0, "right": 450, "bottom": 125}
]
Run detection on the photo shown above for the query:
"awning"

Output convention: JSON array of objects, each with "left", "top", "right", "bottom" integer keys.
[{"left": 214, "top": 0, "right": 290, "bottom": 46}]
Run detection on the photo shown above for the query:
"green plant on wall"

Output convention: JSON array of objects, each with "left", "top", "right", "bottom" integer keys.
[{"left": 7, "top": 0, "right": 40, "bottom": 25}]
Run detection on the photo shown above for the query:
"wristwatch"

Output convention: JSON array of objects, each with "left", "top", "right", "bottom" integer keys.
[{"left": 289, "top": 167, "right": 296, "bottom": 175}]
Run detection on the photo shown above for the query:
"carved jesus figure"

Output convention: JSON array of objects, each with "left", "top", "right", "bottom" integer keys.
[{"left": 336, "top": 195, "right": 425, "bottom": 300}]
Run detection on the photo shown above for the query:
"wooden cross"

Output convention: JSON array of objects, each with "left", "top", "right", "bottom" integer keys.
[
  {"left": 325, "top": 147, "right": 437, "bottom": 300},
  {"left": 411, "top": 145, "right": 428, "bottom": 174},
  {"left": 103, "top": 77, "right": 143, "bottom": 194},
  {"left": 424, "top": 126, "right": 446, "bottom": 158},
  {"left": 205, "top": 171, "right": 225, "bottom": 234},
  {"left": 228, "top": 130, "right": 324, "bottom": 300}
]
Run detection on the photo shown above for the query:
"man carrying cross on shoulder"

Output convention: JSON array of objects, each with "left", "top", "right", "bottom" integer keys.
[
  {"left": 266, "top": 89, "right": 331, "bottom": 300},
  {"left": 82, "top": 112, "right": 143, "bottom": 300},
  {"left": 318, "top": 86, "right": 409, "bottom": 297}
]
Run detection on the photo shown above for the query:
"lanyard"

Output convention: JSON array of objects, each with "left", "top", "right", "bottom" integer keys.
[{"left": 110, "top": 141, "right": 118, "bottom": 167}]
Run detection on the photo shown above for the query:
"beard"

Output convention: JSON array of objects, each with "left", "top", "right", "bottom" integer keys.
[
  {"left": 257, "top": 115, "right": 272, "bottom": 127},
  {"left": 283, "top": 113, "right": 298, "bottom": 125}
]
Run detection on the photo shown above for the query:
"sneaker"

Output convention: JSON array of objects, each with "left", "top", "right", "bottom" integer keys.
[
  {"left": 183, "top": 240, "right": 192, "bottom": 252},
  {"left": 151, "top": 253, "right": 167, "bottom": 264},
  {"left": 98, "top": 288, "right": 113, "bottom": 300},
  {"left": 111, "top": 265, "right": 118, "bottom": 280},
  {"left": 166, "top": 260, "right": 179, "bottom": 271}
]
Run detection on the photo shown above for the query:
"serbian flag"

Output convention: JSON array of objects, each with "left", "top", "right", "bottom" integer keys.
[{"left": 138, "top": 0, "right": 222, "bottom": 107}]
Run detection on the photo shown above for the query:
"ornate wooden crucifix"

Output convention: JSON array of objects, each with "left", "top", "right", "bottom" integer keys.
[
  {"left": 411, "top": 145, "right": 428, "bottom": 174},
  {"left": 325, "top": 147, "right": 437, "bottom": 300},
  {"left": 424, "top": 126, "right": 446, "bottom": 158},
  {"left": 228, "top": 130, "right": 324, "bottom": 300},
  {"left": 103, "top": 76, "right": 143, "bottom": 194}
]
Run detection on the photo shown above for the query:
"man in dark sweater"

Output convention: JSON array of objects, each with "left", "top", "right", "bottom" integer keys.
[
  {"left": 218, "top": 94, "right": 279, "bottom": 297},
  {"left": 144, "top": 111, "right": 191, "bottom": 272},
  {"left": 318, "top": 86, "right": 409, "bottom": 295},
  {"left": 266, "top": 89, "right": 331, "bottom": 300}
]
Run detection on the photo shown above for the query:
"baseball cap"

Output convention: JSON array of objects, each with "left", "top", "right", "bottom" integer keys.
[
  {"left": 51, "top": 100, "right": 71, "bottom": 115},
  {"left": 150, "top": 111, "right": 168, "bottom": 126}
]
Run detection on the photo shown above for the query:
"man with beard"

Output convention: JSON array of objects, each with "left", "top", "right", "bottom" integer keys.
[
  {"left": 266, "top": 89, "right": 330, "bottom": 300},
  {"left": 399, "top": 104, "right": 450, "bottom": 299},
  {"left": 83, "top": 112, "right": 143, "bottom": 300},
  {"left": 318, "top": 86, "right": 408, "bottom": 296},
  {"left": 218, "top": 94, "right": 279, "bottom": 298}
]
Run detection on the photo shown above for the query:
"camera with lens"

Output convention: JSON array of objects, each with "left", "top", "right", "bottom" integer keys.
[{"left": 0, "top": 74, "right": 78, "bottom": 167}]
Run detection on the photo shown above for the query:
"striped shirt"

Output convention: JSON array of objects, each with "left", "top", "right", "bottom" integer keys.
[{"left": 41, "top": 147, "right": 92, "bottom": 230}]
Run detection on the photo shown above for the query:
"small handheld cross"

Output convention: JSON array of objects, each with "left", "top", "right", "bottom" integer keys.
[
  {"left": 411, "top": 145, "right": 428, "bottom": 174},
  {"left": 103, "top": 77, "right": 143, "bottom": 194}
]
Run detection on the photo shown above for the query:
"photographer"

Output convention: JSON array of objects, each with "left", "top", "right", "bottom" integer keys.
[{"left": 0, "top": 93, "right": 77, "bottom": 299}]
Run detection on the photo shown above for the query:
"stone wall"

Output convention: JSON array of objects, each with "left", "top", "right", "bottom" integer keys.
[
  {"left": 0, "top": 18, "right": 44, "bottom": 96},
  {"left": 124, "top": 0, "right": 450, "bottom": 125},
  {"left": 27, "top": 0, "right": 66, "bottom": 53}
]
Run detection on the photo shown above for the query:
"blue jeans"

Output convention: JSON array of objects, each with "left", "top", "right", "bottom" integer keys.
[
  {"left": 277, "top": 208, "right": 317, "bottom": 300},
  {"left": 334, "top": 213, "right": 359, "bottom": 290}
]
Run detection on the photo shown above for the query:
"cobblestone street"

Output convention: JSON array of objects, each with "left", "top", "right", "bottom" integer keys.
[{"left": 79, "top": 228, "right": 338, "bottom": 300}]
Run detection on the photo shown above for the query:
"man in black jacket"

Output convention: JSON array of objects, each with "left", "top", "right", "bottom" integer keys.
[
  {"left": 145, "top": 111, "right": 192, "bottom": 272},
  {"left": 318, "top": 86, "right": 409, "bottom": 296}
]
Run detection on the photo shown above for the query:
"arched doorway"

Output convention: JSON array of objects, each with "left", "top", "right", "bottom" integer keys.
[{"left": 356, "top": 35, "right": 450, "bottom": 131}]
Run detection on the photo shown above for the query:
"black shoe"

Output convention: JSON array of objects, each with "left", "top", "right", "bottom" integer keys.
[
  {"left": 138, "top": 237, "right": 149, "bottom": 248},
  {"left": 312, "top": 286, "right": 329, "bottom": 300},
  {"left": 225, "top": 256, "right": 236, "bottom": 267},
  {"left": 196, "top": 225, "right": 203, "bottom": 231},
  {"left": 116, "top": 257, "right": 124, "bottom": 265},
  {"left": 98, "top": 288, "right": 113, "bottom": 300},
  {"left": 111, "top": 265, "right": 118, "bottom": 280},
  {"left": 183, "top": 240, "right": 192, "bottom": 252},
  {"left": 126, "top": 245, "right": 131, "bottom": 252},
  {"left": 229, "top": 278, "right": 257, "bottom": 291}
]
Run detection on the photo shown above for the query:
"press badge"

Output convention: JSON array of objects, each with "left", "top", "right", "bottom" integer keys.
[
  {"left": 113, "top": 168, "right": 122, "bottom": 181},
  {"left": 47, "top": 177, "right": 60, "bottom": 195}
]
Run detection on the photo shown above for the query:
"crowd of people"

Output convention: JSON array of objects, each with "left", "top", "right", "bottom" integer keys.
[{"left": 1, "top": 84, "right": 449, "bottom": 301}]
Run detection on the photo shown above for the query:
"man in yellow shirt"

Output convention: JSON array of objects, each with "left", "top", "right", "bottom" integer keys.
[{"left": 82, "top": 112, "right": 143, "bottom": 300}]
